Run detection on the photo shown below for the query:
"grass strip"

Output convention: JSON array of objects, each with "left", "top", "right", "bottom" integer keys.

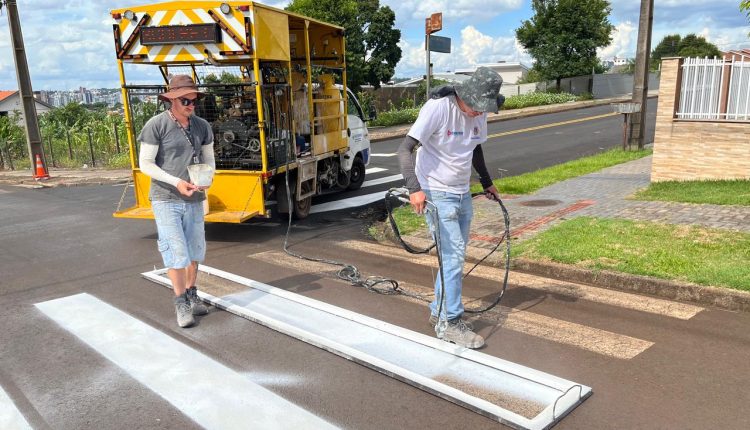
[
  {"left": 633, "top": 179, "right": 750, "bottom": 206},
  {"left": 514, "top": 217, "right": 750, "bottom": 291},
  {"left": 471, "top": 148, "right": 652, "bottom": 195}
]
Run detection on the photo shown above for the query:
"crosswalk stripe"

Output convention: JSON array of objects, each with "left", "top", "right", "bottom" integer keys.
[
  {"left": 35, "top": 293, "right": 339, "bottom": 430},
  {"left": 337, "top": 241, "right": 703, "bottom": 320},
  {"left": 310, "top": 191, "right": 387, "bottom": 214},
  {"left": 366, "top": 167, "right": 387, "bottom": 174},
  {"left": 362, "top": 174, "right": 403, "bottom": 188},
  {"left": 0, "top": 385, "right": 32, "bottom": 430},
  {"left": 370, "top": 153, "right": 397, "bottom": 157},
  {"left": 249, "top": 250, "right": 654, "bottom": 359}
]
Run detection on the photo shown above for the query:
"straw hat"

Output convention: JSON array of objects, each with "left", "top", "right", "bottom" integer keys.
[{"left": 158, "top": 75, "right": 205, "bottom": 102}]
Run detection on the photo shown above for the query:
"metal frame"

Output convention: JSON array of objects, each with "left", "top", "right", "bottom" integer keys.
[
  {"left": 143, "top": 265, "right": 593, "bottom": 430},
  {"left": 677, "top": 56, "right": 750, "bottom": 121}
]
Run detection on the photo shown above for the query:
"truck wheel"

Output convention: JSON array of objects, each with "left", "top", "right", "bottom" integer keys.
[
  {"left": 346, "top": 156, "right": 365, "bottom": 191},
  {"left": 293, "top": 181, "right": 313, "bottom": 219}
]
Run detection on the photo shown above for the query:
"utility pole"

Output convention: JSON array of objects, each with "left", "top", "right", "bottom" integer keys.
[
  {"left": 629, "top": 0, "right": 653, "bottom": 149},
  {"left": 2, "top": 0, "right": 46, "bottom": 175}
]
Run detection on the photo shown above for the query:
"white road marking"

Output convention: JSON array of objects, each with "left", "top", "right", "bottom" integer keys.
[
  {"left": 365, "top": 167, "right": 387, "bottom": 174},
  {"left": 0, "top": 385, "right": 32, "bottom": 430},
  {"left": 310, "top": 191, "right": 387, "bottom": 214},
  {"left": 250, "top": 250, "right": 654, "bottom": 359},
  {"left": 338, "top": 240, "right": 703, "bottom": 320},
  {"left": 35, "top": 293, "right": 339, "bottom": 430},
  {"left": 362, "top": 174, "right": 403, "bottom": 188},
  {"left": 370, "top": 153, "right": 397, "bottom": 157}
]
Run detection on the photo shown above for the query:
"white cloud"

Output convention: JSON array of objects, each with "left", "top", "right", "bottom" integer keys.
[
  {"left": 396, "top": 25, "right": 531, "bottom": 77},
  {"left": 598, "top": 21, "right": 635, "bottom": 59},
  {"left": 384, "top": 0, "right": 522, "bottom": 25}
]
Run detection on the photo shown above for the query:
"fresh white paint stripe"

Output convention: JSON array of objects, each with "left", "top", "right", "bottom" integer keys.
[
  {"left": 0, "top": 385, "right": 32, "bottom": 430},
  {"left": 370, "top": 153, "right": 397, "bottom": 157},
  {"left": 365, "top": 167, "right": 387, "bottom": 174},
  {"left": 310, "top": 191, "right": 386, "bottom": 213},
  {"left": 35, "top": 294, "right": 339, "bottom": 430},
  {"left": 362, "top": 174, "right": 403, "bottom": 188},
  {"left": 250, "top": 251, "right": 653, "bottom": 359},
  {"left": 337, "top": 241, "right": 704, "bottom": 320}
]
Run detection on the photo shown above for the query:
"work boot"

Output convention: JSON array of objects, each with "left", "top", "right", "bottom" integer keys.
[
  {"left": 429, "top": 314, "right": 473, "bottom": 331},
  {"left": 187, "top": 286, "right": 209, "bottom": 316},
  {"left": 174, "top": 294, "right": 195, "bottom": 328},
  {"left": 441, "top": 319, "right": 484, "bottom": 349}
]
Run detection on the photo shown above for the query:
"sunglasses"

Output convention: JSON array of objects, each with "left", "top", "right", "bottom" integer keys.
[{"left": 178, "top": 97, "right": 198, "bottom": 106}]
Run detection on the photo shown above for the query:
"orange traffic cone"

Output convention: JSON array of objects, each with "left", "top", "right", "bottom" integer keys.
[{"left": 33, "top": 154, "right": 50, "bottom": 180}]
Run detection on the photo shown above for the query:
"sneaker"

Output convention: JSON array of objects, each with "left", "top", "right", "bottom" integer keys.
[
  {"left": 187, "top": 286, "right": 209, "bottom": 316},
  {"left": 174, "top": 294, "right": 195, "bottom": 328},
  {"left": 429, "top": 314, "right": 473, "bottom": 331},
  {"left": 442, "top": 319, "right": 484, "bottom": 349}
]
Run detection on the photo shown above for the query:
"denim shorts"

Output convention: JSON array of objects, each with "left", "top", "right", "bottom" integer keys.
[{"left": 151, "top": 200, "right": 206, "bottom": 269}]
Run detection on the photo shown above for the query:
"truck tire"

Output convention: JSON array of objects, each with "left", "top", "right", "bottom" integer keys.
[
  {"left": 293, "top": 180, "right": 313, "bottom": 219},
  {"left": 346, "top": 156, "right": 365, "bottom": 191}
]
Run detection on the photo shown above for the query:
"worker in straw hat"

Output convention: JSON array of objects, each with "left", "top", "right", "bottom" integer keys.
[
  {"left": 138, "top": 74, "right": 215, "bottom": 328},
  {"left": 397, "top": 66, "right": 505, "bottom": 349}
]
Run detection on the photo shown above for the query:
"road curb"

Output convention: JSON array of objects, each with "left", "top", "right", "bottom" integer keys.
[
  {"left": 369, "top": 226, "right": 750, "bottom": 313},
  {"left": 512, "top": 258, "right": 750, "bottom": 313}
]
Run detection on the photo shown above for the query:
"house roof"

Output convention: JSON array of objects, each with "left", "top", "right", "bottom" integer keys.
[
  {"left": 0, "top": 90, "right": 54, "bottom": 110},
  {"left": 393, "top": 73, "right": 470, "bottom": 86},
  {"left": 725, "top": 49, "right": 750, "bottom": 61},
  {"left": 0, "top": 90, "right": 18, "bottom": 103},
  {"left": 454, "top": 62, "right": 530, "bottom": 75}
]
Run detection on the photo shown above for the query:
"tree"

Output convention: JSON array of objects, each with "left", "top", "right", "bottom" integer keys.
[
  {"left": 650, "top": 34, "right": 722, "bottom": 68},
  {"left": 286, "top": 0, "right": 401, "bottom": 90},
  {"left": 744, "top": 1, "right": 750, "bottom": 36},
  {"left": 0, "top": 113, "right": 26, "bottom": 167},
  {"left": 651, "top": 34, "right": 681, "bottom": 62},
  {"left": 516, "top": 0, "right": 614, "bottom": 89}
]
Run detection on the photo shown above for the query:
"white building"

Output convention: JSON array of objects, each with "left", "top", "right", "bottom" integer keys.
[
  {"left": 454, "top": 62, "right": 530, "bottom": 84},
  {"left": 0, "top": 90, "right": 54, "bottom": 121}
]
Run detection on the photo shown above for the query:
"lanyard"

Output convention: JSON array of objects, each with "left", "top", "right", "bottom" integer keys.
[{"left": 167, "top": 109, "right": 201, "bottom": 164}]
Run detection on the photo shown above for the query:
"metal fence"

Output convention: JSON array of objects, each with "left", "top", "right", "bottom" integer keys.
[{"left": 677, "top": 56, "right": 750, "bottom": 121}]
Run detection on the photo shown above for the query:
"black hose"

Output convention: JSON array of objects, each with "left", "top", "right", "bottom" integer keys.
[{"left": 386, "top": 189, "right": 511, "bottom": 315}]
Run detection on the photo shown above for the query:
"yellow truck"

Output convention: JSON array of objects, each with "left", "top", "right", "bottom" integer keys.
[{"left": 111, "top": 1, "right": 373, "bottom": 222}]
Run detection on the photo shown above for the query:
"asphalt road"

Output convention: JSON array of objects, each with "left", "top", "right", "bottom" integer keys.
[{"left": 3, "top": 101, "right": 749, "bottom": 430}]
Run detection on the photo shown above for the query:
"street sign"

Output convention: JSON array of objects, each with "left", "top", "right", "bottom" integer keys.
[
  {"left": 430, "top": 13, "right": 442, "bottom": 33},
  {"left": 429, "top": 35, "right": 451, "bottom": 53},
  {"left": 426, "top": 12, "right": 442, "bottom": 34}
]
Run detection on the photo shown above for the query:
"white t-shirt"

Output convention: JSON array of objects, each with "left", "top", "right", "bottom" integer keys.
[{"left": 407, "top": 96, "right": 487, "bottom": 194}]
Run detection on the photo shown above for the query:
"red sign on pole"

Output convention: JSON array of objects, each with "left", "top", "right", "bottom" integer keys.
[
  {"left": 425, "top": 12, "right": 442, "bottom": 35},
  {"left": 430, "top": 13, "right": 442, "bottom": 33}
]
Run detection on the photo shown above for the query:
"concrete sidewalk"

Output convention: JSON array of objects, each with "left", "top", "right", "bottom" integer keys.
[
  {"left": 0, "top": 167, "right": 131, "bottom": 188},
  {"left": 396, "top": 155, "right": 750, "bottom": 312}
]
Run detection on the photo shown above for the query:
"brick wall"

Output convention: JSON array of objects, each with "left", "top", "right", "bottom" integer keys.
[{"left": 652, "top": 57, "right": 750, "bottom": 182}]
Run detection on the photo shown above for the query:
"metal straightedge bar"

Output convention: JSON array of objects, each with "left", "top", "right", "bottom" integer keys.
[{"left": 142, "top": 265, "right": 592, "bottom": 430}]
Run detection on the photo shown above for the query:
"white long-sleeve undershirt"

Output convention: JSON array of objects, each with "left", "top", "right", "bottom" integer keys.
[{"left": 139, "top": 142, "right": 216, "bottom": 187}]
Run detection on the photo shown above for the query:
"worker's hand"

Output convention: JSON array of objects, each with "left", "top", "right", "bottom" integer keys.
[
  {"left": 409, "top": 190, "right": 427, "bottom": 214},
  {"left": 177, "top": 179, "right": 200, "bottom": 197},
  {"left": 484, "top": 185, "right": 501, "bottom": 202}
]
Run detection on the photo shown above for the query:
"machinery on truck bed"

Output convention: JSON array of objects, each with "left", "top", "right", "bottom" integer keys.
[{"left": 111, "top": 1, "right": 372, "bottom": 222}]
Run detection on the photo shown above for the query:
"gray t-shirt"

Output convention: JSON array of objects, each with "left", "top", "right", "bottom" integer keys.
[{"left": 138, "top": 111, "right": 213, "bottom": 202}]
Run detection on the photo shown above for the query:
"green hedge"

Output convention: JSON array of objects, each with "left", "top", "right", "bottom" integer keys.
[{"left": 368, "top": 91, "right": 584, "bottom": 127}]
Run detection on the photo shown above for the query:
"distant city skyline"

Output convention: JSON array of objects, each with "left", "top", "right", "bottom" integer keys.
[{"left": 0, "top": 0, "right": 747, "bottom": 91}]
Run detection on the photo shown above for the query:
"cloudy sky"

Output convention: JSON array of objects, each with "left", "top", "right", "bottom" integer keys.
[{"left": 0, "top": 0, "right": 748, "bottom": 90}]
